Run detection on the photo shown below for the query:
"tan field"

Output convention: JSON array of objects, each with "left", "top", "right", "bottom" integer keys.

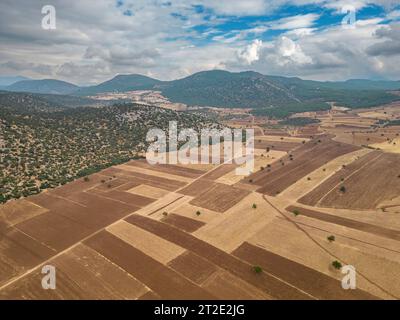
[{"left": 1, "top": 107, "right": 400, "bottom": 300}]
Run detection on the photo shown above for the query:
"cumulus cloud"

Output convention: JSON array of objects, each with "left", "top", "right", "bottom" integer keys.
[
  {"left": 275, "top": 37, "right": 312, "bottom": 65},
  {"left": 366, "top": 23, "right": 400, "bottom": 56},
  {"left": 0, "top": 0, "right": 399, "bottom": 83},
  {"left": 238, "top": 39, "right": 263, "bottom": 65}
]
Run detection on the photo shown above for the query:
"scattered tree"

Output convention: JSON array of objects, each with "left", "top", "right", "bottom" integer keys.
[
  {"left": 327, "top": 235, "right": 335, "bottom": 242},
  {"left": 332, "top": 260, "right": 342, "bottom": 270},
  {"left": 252, "top": 266, "right": 263, "bottom": 274}
]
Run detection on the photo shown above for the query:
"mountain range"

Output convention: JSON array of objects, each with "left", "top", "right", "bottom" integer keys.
[{"left": 2, "top": 70, "right": 400, "bottom": 114}]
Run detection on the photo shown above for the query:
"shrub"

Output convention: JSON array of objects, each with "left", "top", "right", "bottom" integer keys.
[
  {"left": 83, "top": 177, "right": 90, "bottom": 182},
  {"left": 327, "top": 235, "right": 335, "bottom": 242},
  {"left": 196, "top": 210, "right": 201, "bottom": 216},
  {"left": 332, "top": 260, "right": 342, "bottom": 270},
  {"left": 252, "top": 266, "right": 263, "bottom": 274},
  {"left": 292, "top": 209, "right": 300, "bottom": 216},
  {"left": 252, "top": 203, "right": 257, "bottom": 209},
  {"left": 339, "top": 186, "right": 346, "bottom": 193},
  {"left": 162, "top": 211, "right": 168, "bottom": 216}
]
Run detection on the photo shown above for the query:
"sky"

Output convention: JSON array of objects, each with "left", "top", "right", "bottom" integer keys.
[{"left": 0, "top": 0, "right": 399, "bottom": 85}]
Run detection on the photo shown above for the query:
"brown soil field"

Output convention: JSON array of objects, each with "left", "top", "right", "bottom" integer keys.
[
  {"left": 91, "top": 177, "right": 132, "bottom": 192},
  {"left": 243, "top": 136, "right": 359, "bottom": 195},
  {"left": 0, "top": 199, "right": 47, "bottom": 228},
  {"left": 84, "top": 230, "right": 215, "bottom": 299},
  {"left": 90, "top": 189, "right": 155, "bottom": 207},
  {"left": 116, "top": 163, "right": 193, "bottom": 183},
  {"left": 0, "top": 227, "right": 55, "bottom": 286},
  {"left": 100, "top": 167, "right": 187, "bottom": 191},
  {"left": 233, "top": 242, "right": 376, "bottom": 300},
  {"left": 0, "top": 244, "right": 150, "bottom": 300},
  {"left": 304, "top": 152, "right": 400, "bottom": 209},
  {"left": 286, "top": 206, "right": 400, "bottom": 241},
  {"left": 15, "top": 211, "right": 92, "bottom": 252},
  {"left": 262, "top": 129, "right": 290, "bottom": 136},
  {"left": 161, "top": 213, "right": 205, "bottom": 233},
  {"left": 295, "top": 124, "right": 320, "bottom": 137},
  {"left": 254, "top": 140, "right": 301, "bottom": 152},
  {"left": 201, "top": 164, "right": 238, "bottom": 180},
  {"left": 179, "top": 178, "right": 218, "bottom": 197},
  {"left": 299, "top": 150, "right": 381, "bottom": 206},
  {"left": 125, "top": 214, "right": 311, "bottom": 299},
  {"left": 125, "top": 159, "right": 207, "bottom": 178},
  {"left": 167, "top": 251, "right": 218, "bottom": 285},
  {"left": 201, "top": 270, "right": 271, "bottom": 300},
  {"left": 190, "top": 183, "right": 250, "bottom": 213},
  {"left": 49, "top": 173, "right": 108, "bottom": 197}
]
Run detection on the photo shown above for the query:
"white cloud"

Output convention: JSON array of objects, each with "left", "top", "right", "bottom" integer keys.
[
  {"left": 275, "top": 36, "right": 312, "bottom": 65},
  {"left": 271, "top": 13, "right": 320, "bottom": 30},
  {"left": 238, "top": 39, "right": 263, "bottom": 64},
  {"left": 0, "top": 0, "right": 399, "bottom": 83}
]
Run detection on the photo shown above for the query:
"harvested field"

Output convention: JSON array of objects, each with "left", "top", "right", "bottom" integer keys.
[
  {"left": 300, "top": 152, "right": 400, "bottom": 209},
  {"left": 194, "top": 193, "right": 275, "bottom": 252},
  {"left": 125, "top": 159, "right": 206, "bottom": 178},
  {"left": 179, "top": 178, "right": 218, "bottom": 197},
  {"left": 101, "top": 167, "right": 187, "bottom": 191},
  {"left": 286, "top": 206, "right": 400, "bottom": 241},
  {"left": 0, "top": 244, "right": 150, "bottom": 300},
  {"left": 15, "top": 211, "right": 92, "bottom": 251},
  {"left": 171, "top": 202, "right": 220, "bottom": 224},
  {"left": 49, "top": 173, "right": 108, "bottom": 197},
  {"left": 107, "top": 221, "right": 185, "bottom": 264},
  {"left": 127, "top": 185, "right": 170, "bottom": 199},
  {"left": 190, "top": 183, "right": 250, "bottom": 213},
  {"left": 84, "top": 230, "right": 215, "bottom": 299},
  {"left": 132, "top": 192, "right": 185, "bottom": 217},
  {"left": 91, "top": 189, "right": 154, "bottom": 207},
  {"left": 254, "top": 140, "right": 300, "bottom": 152},
  {"left": 167, "top": 251, "right": 218, "bottom": 285},
  {"left": 201, "top": 164, "right": 238, "bottom": 180},
  {"left": 0, "top": 199, "right": 47, "bottom": 228},
  {"left": 0, "top": 227, "right": 55, "bottom": 286},
  {"left": 371, "top": 137, "right": 400, "bottom": 153},
  {"left": 161, "top": 213, "right": 205, "bottom": 233},
  {"left": 299, "top": 151, "right": 381, "bottom": 206},
  {"left": 262, "top": 129, "right": 290, "bottom": 136},
  {"left": 233, "top": 242, "right": 376, "bottom": 300},
  {"left": 92, "top": 178, "right": 132, "bottom": 192},
  {"left": 202, "top": 270, "right": 271, "bottom": 300},
  {"left": 243, "top": 136, "right": 359, "bottom": 195},
  {"left": 279, "top": 148, "right": 371, "bottom": 201},
  {"left": 117, "top": 164, "right": 193, "bottom": 183},
  {"left": 125, "top": 214, "right": 312, "bottom": 299}
]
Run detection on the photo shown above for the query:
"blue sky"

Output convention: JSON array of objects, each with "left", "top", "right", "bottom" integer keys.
[{"left": 0, "top": 0, "right": 399, "bottom": 84}]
